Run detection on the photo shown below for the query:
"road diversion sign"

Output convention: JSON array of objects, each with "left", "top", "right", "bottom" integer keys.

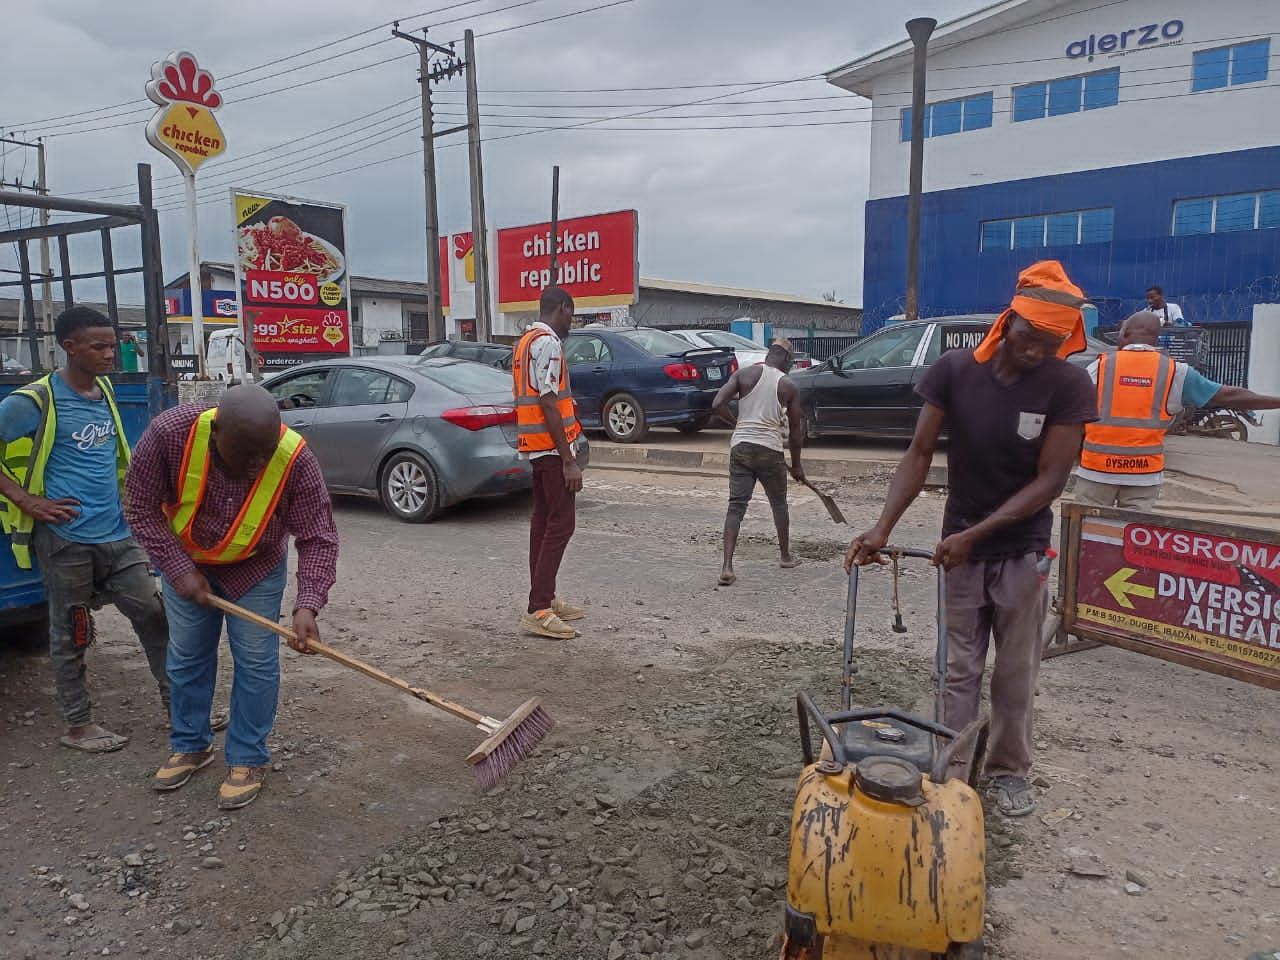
[{"left": 1059, "top": 503, "right": 1280, "bottom": 689}]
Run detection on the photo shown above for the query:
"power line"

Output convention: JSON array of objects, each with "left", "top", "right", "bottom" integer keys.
[
  {"left": 148, "top": 75, "right": 1280, "bottom": 212},
  {"left": 5, "top": 0, "right": 527, "bottom": 129}
]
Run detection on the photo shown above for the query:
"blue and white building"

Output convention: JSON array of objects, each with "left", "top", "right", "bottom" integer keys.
[{"left": 828, "top": 0, "right": 1279, "bottom": 330}]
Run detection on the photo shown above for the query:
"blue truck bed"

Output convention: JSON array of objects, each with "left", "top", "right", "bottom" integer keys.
[{"left": 0, "top": 374, "right": 157, "bottom": 626}]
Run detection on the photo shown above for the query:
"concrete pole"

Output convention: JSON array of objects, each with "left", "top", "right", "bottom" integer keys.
[
  {"left": 464, "top": 29, "right": 493, "bottom": 342},
  {"left": 904, "top": 17, "right": 936, "bottom": 323}
]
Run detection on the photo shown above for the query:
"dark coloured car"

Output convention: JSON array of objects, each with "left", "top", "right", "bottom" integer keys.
[
  {"left": 416, "top": 339, "right": 513, "bottom": 370},
  {"left": 261, "top": 356, "right": 587, "bottom": 522},
  {"left": 793, "top": 317, "right": 1108, "bottom": 439},
  {"left": 563, "top": 327, "right": 737, "bottom": 443}
]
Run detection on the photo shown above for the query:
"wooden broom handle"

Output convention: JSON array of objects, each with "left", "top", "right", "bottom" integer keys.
[{"left": 206, "top": 595, "right": 487, "bottom": 726}]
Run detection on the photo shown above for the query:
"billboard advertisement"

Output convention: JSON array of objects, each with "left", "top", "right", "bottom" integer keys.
[
  {"left": 233, "top": 190, "right": 351, "bottom": 371},
  {"left": 496, "top": 210, "right": 637, "bottom": 312}
]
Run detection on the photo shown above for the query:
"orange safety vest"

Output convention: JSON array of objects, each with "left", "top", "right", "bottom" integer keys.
[
  {"left": 1080, "top": 350, "right": 1176, "bottom": 476},
  {"left": 512, "top": 327, "right": 581, "bottom": 454},
  {"left": 163, "top": 409, "right": 307, "bottom": 565}
]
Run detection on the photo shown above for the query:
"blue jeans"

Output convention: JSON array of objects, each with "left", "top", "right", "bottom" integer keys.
[{"left": 162, "top": 558, "right": 287, "bottom": 767}]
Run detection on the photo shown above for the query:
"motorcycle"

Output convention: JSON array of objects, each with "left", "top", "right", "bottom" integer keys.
[{"left": 1169, "top": 406, "right": 1260, "bottom": 442}]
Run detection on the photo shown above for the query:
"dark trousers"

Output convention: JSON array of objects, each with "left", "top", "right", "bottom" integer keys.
[
  {"left": 528, "top": 455, "right": 577, "bottom": 613},
  {"left": 32, "top": 524, "right": 169, "bottom": 726},
  {"left": 726, "top": 442, "right": 789, "bottom": 523}
]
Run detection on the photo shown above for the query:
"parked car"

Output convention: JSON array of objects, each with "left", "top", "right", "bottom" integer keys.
[
  {"left": 261, "top": 356, "right": 588, "bottom": 522},
  {"left": 563, "top": 327, "right": 737, "bottom": 443},
  {"left": 793, "top": 316, "right": 1109, "bottom": 439},
  {"left": 1, "top": 354, "right": 31, "bottom": 376},
  {"left": 668, "top": 329, "right": 814, "bottom": 369},
  {"left": 416, "top": 339, "right": 513, "bottom": 370}
]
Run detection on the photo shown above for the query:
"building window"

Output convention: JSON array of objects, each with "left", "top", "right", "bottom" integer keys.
[
  {"left": 350, "top": 303, "right": 363, "bottom": 347},
  {"left": 1173, "top": 191, "right": 1280, "bottom": 235},
  {"left": 1013, "top": 68, "right": 1120, "bottom": 122},
  {"left": 981, "top": 208, "right": 1115, "bottom": 251},
  {"left": 1193, "top": 39, "right": 1271, "bottom": 91},
  {"left": 900, "top": 92, "right": 994, "bottom": 141}
]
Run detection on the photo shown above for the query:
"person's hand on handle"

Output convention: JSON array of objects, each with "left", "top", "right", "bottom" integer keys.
[
  {"left": 844, "top": 527, "right": 890, "bottom": 573},
  {"left": 19, "top": 493, "right": 80, "bottom": 525},
  {"left": 563, "top": 459, "right": 584, "bottom": 494},
  {"left": 932, "top": 530, "right": 976, "bottom": 570},
  {"left": 172, "top": 570, "right": 212, "bottom": 607},
  {"left": 291, "top": 608, "right": 320, "bottom": 654},
  {"left": 789, "top": 462, "right": 806, "bottom": 484}
]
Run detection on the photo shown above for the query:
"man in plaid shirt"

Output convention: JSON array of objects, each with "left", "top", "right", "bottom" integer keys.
[{"left": 125, "top": 385, "right": 339, "bottom": 810}]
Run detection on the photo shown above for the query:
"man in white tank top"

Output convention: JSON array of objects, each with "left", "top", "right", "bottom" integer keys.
[{"left": 710, "top": 339, "right": 806, "bottom": 586}]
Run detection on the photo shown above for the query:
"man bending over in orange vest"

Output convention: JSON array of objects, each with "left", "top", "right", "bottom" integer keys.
[
  {"left": 1074, "top": 310, "right": 1280, "bottom": 510},
  {"left": 125, "top": 384, "right": 339, "bottom": 810}
]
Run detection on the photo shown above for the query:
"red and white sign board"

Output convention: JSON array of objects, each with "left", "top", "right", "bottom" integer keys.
[{"left": 496, "top": 210, "right": 638, "bottom": 312}]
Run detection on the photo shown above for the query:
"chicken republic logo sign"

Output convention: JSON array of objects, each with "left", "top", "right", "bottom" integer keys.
[{"left": 144, "top": 52, "right": 226, "bottom": 174}]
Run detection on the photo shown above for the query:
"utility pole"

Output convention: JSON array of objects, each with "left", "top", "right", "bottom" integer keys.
[
  {"left": 549, "top": 165, "right": 561, "bottom": 284},
  {"left": 1, "top": 134, "right": 55, "bottom": 362},
  {"left": 394, "top": 23, "right": 463, "bottom": 342},
  {"left": 36, "top": 139, "right": 53, "bottom": 356},
  {"left": 463, "top": 29, "right": 493, "bottom": 342},
  {"left": 903, "top": 17, "right": 936, "bottom": 323}
]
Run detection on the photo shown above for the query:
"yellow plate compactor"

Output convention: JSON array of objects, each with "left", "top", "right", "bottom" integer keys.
[{"left": 782, "top": 548, "right": 990, "bottom": 960}]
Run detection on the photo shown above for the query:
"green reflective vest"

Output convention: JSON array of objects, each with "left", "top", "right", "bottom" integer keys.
[{"left": 0, "top": 374, "right": 131, "bottom": 569}]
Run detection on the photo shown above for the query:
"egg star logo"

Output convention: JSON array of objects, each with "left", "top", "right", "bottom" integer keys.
[
  {"left": 144, "top": 52, "right": 227, "bottom": 174},
  {"left": 453, "top": 233, "right": 476, "bottom": 283}
]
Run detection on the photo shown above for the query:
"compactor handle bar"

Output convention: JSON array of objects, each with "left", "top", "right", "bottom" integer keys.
[{"left": 845, "top": 546, "right": 947, "bottom": 725}]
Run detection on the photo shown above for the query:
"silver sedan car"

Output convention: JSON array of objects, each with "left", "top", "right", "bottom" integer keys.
[{"left": 262, "top": 356, "right": 588, "bottom": 522}]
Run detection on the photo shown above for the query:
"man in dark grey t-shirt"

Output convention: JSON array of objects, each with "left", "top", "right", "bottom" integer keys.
[{"left": 846, "top": 261, "right": 1098, "bottom": 817}]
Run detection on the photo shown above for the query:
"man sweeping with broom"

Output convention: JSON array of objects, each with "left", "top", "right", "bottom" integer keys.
[{"left": 126, "top": 384, "right": 339, "bottom": 810}]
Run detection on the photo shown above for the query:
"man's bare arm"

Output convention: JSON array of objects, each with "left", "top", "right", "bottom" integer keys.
[
  {"left": 781, "top": 379, "right": 806, "bottom": 480},
  {"left": 711, "top": 372, "right": 743, "bottom": 427}
]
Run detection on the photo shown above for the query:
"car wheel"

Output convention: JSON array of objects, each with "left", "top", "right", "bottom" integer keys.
[
  {"left": 603, "top": 393, "right": 648, "bottom": 443},
  {"left": 379, "top": 451, "right": 443, "bottom": 522},
  {"left": 676, "top": 416, "right": 709, "bottom": 435}
]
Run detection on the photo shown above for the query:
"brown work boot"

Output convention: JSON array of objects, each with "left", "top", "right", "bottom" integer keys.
[
  {"left": 551, "top": 598, "right": 585, "bottom": 622},
  {"left": 154, "top": 746, "right": 217, "bottom": 791},
  {"left": 218, "top": 765, "right": 268, "bottom": 810}
]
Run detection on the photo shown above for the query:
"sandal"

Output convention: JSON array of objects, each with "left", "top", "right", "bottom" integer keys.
[
  {"left": 60, "top": 730, "right": 129, "bottom": 754},
  {"left": 991, "top": 775, "right": 1035, "bottom": 817}
]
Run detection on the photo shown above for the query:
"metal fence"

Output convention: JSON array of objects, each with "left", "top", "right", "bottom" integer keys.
[
  {"left": 1200, "top": 322, "right": 1252, "bottom": 387},
  {"left": 1097, "top": 322, "right": 1252, "bottom": 387},
  {"left": 802, "top": 334, "right": 862, "bottom": 361}
]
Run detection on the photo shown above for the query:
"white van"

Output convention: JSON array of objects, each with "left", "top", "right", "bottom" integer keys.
[{"left": 205, "top": 329, "right": 249, "bottom": 383}]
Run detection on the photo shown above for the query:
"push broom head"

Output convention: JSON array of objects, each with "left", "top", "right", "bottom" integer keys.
[{"left": 465, "top": 698, "right": 554, "bottom": 789}]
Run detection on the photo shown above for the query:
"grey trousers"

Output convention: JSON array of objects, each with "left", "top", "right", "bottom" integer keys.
[
  {"left": 32, "top": 524, "right": 169, "bottom": 726},
  {"left": 943, "top": 552, "right": 1047, "bottom": 780},
  {"left": 1073, "top": 475, "right": 1160, "bottom": 511}
]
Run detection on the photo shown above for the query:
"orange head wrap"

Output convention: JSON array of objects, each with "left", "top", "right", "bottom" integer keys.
[{"left": 973, "top": 260, "right": 1089, "bottom": 363}]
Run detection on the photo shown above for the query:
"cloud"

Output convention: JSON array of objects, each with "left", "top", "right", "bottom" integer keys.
[{"left": 1, "top": 0, "right": 975, "bottom": 305}]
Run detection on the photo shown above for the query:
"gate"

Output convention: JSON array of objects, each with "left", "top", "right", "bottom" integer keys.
[
  {"left": 1200, "top": 321, "right": 1251, "bottom": 387},
  {"left": 0, "top": 164, "right": 170, "bottom": 624}
]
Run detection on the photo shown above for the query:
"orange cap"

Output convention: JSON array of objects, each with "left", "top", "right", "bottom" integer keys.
[{"left": 973, "top": 260, "right": 1088, "bottom": 363}]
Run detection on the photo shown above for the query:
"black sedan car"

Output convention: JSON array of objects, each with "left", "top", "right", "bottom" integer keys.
[{"left": 794, "top": 316, "right": 1108, "bottom": 439}]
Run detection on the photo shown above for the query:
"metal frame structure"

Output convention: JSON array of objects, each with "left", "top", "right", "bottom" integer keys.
[{"left": 0, "top": 163, "right": 172, "bottom": 408}]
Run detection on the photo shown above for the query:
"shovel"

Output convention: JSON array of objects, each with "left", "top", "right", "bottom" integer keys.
[{"left": 801, "top": 478, "right": 847, "bottom": 524}]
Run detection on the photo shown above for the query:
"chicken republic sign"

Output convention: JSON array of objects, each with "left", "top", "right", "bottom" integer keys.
[
  {"left": 495, "top": 210, "right": 638, "bottom": 312},
  {"left": 145, "top": 51, "right": 227, "bottom": 379}
]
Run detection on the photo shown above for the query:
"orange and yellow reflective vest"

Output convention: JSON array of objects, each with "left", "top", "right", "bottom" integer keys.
[
  {"left": 164, "top": 408, "right": 306, "bottom": 565},
  {"left": 1080, "top": 350, "right": 1176, "bottom": 476},
  {"left": 512, "top": 327, "right": 581, "bottom": 454}
]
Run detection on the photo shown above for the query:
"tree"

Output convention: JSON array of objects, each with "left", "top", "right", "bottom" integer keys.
[{"left": 822, "top": 290, "right": 845, "bottom": 304}]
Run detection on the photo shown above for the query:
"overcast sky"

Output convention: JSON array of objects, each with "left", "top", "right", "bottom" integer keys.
[{"left": 1, "top": 0, "right": 977, "bottom": 306}]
